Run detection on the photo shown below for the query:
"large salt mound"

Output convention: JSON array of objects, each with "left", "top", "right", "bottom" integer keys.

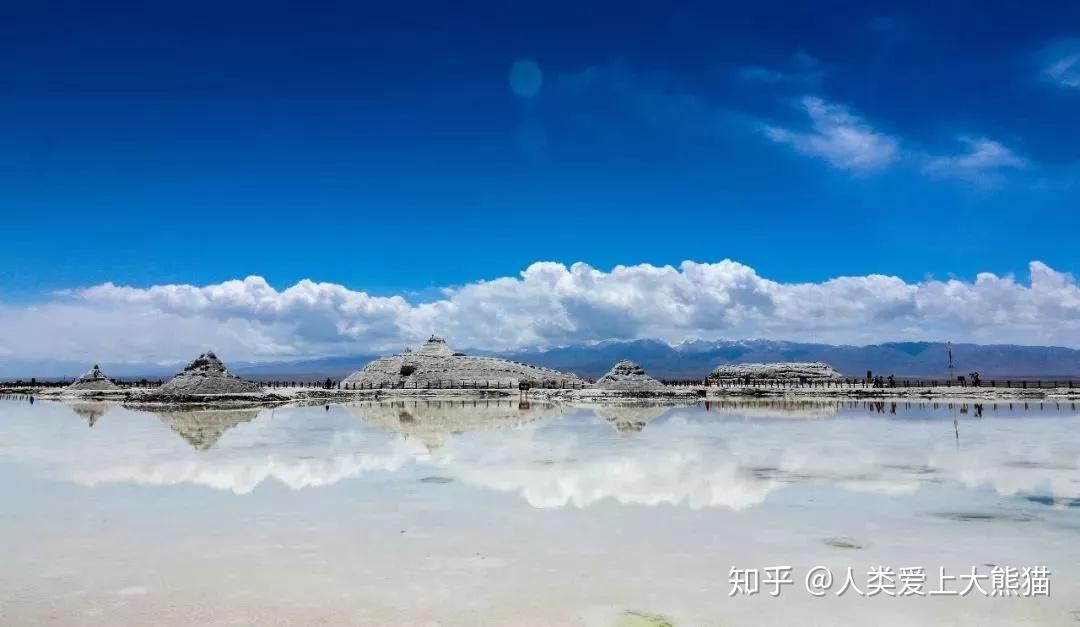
[
  {"left": 708, "top": 362, "right": 844, "bottom": 381},
  {"left": 68, "top": 364, "right": 119, "bottom": 390},
  {"left": 342, "top": 336, "right": 582, "bottom": 389},
  {"left": 594, "top": 360, "right": 667, "bottom": 391},
  {"left": 155, "top": 351, "right": 262, "bottom": 395}
]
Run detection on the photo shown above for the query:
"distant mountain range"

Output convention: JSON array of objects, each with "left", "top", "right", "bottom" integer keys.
[
  {"left": 8, "top": 339, "right": 1079, "bottom": 381},
  {"left": 483, "top": 339, "right": 1080, "bottom": 380}
]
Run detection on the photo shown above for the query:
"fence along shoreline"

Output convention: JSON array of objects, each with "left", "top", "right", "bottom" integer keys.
[{"left": 2, "top": 376, "right": 1078, "bottom": 392}]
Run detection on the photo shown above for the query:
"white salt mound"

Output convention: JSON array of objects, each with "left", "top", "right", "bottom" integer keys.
[
  {"left": 593, "top": 360, "right": 667, "bottom": 391},
  {"left": 68, "top": 364, "right": 119, "bottom": 390},
  {"left": 709, "top": 362, "right": 844, "bottom": 380},
  {"left": 155, "top": 351, "right": 262, "bottom": 395},
  {"left": 342, "top": 336, "right": 581, "bottom": 389}
]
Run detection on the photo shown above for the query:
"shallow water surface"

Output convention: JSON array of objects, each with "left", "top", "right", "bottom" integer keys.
[{"left": 1, "top": 398, "right": 1078, "bottom": 625}]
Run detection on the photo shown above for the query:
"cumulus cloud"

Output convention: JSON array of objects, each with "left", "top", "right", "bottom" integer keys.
[
  {"left": 922, "top": 136, "right": 1027, "bottom": 183},
  {"left": 763, "top": 96, "right": 900, "bottom": 171},
  {"left": 1, "top": 259, "right": 1079, "bottom": 368}
]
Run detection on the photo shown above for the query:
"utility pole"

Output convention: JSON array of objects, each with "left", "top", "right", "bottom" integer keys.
[{"left": 947, "top": 341, "right": 955, "bottom": 382}]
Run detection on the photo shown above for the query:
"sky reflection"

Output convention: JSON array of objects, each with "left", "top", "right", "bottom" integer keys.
[{"left": 0, "top": 399, "right": 1077, "bottom": 511}]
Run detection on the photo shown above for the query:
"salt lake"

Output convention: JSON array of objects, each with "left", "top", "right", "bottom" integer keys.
[{"left": 1, "top": 398, "right": 1078, "bottom": 625}]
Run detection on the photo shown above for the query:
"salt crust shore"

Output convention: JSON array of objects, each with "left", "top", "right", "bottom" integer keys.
[{"left": 9, "top": 383, "right": 1079, "bottom": 408}]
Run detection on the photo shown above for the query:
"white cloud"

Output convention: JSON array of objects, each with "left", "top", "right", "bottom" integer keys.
[
  {"left": 1046, "top": 52, "right": 1080, "bottom": 87},
  {"left": 764, "top": 96, "right": 899, "bottom": 171},
  {"left": 922, "top": 136, "right": 1027, "bottom": 183},
  {"left": 1, "top": 259, "right": 1079, "bottom": 368},
  {"left": 556, "top": 63, "right": 1024, "bottom": 186},
  {"left": 760, "top": 99, "right": 1028, "bottom": 185},
  {"left": 1042, "top": 39, "right": 1080, "bottom": 88}
]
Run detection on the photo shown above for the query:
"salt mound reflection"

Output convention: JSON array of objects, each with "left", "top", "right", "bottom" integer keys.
[
  {"left": 0, "top": 400, "right": 1076, "bottom": 510},
  {"left": 344, "top": 399, "right": 565, "bottom": 451}
]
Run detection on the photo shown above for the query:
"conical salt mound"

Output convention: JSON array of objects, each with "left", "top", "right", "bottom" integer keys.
[
  {"left": 156, "top": 351, "right": 262, "bottom": 395},
  {"left": 413, "top": 335, "right": 455, "bottom": 357},
  {"left": 68, "top": 364, "right": 119, "bottom": 390},
  {"left": 594, "top": 360, "right": 667, "bottom": 391}
]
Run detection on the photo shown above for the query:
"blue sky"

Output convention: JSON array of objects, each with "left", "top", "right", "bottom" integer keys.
[
  {"left": 4, "top": 0, "right": 1078, "bottom": 299},
  {"left": 4, "top": 1, "right": 1080, "bottom": 368}
]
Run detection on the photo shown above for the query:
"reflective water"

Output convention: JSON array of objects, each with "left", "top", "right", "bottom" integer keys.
[{"left": 1, "top": 398, "right": 1078, "bottom": 625}]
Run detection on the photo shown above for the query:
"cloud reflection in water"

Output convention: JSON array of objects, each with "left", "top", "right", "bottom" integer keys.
[{"left": 0, "top": 400, "right": 1076, "bottom": 510}]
